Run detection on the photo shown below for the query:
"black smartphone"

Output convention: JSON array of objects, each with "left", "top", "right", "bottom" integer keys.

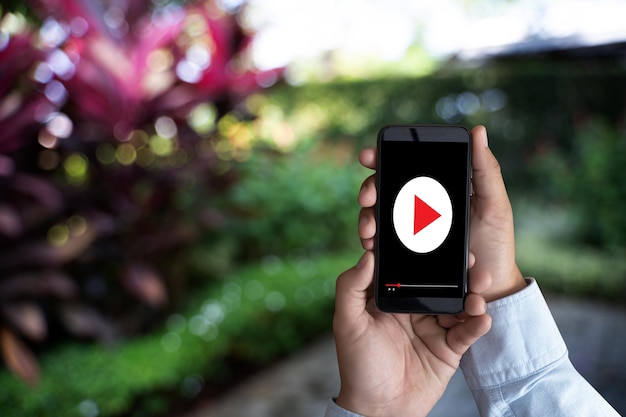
[{"left": 374, "top": 125, "right": 472, "bottom": 314}]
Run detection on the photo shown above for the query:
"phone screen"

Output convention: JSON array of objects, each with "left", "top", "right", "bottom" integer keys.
[{"left": 375, "top": 125, "right": 471, "bottom": 314}]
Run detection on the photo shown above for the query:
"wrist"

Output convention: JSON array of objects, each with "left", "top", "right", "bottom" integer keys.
[
  {"left": 336, "top": 392, "right": 383, "bottom": 417},
  {"left": 335, "top": 393, "right": 417, "bottom": 417},
  {"left": 335, "top": 394, "right": 373, "bottom": 417},
  {"left": 485, "top": 264, "right": 527, "bottom": 303}
]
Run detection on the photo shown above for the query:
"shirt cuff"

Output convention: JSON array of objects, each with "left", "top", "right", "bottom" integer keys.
[
  {"left": 323, "top": 399, "right": 365, "bottom": 417},
  {"left": 460, "top": 278, "right": 568, "bottom": 390}
]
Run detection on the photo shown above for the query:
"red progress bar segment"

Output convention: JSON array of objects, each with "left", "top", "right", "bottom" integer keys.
[{"left": 385, "top": 283, "right": 459, "bottom": 288}]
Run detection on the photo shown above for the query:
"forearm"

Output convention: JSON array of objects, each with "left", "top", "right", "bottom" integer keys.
[{"left": 461, "top": 279, "right": 619, "bottom": 417}]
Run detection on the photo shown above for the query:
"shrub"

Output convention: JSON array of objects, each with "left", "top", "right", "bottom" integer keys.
[
  {"left": 0, "top": 0, "right": 280, "bottom": 383},
  {"left": 533, "top": 118, "right": 626, "bottom": 249},
  {"left": 209, "top": 142, "right": 366, "bottom": 261},
  {"left": 264, "top": 59, "right": 626, "bottom": 191},
  {"left": 0, "top": 250, "right": 357, "bottom": 417}
]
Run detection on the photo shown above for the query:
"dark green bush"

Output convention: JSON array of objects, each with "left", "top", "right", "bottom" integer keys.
[
  {"left": 0, "top": 250, "right": 358, "bottom": 417},
  {"left": 209, "top": 143, "right": 366, "bottom": 261},
  {"left": 517, "top": 232, "right": 626, "bottom": 301},
  {"left": 533, "top": 118, "right": 626, "bottom": 249},
  {"left": 265, "top": 58, "right": 626, "bottom": 191}
]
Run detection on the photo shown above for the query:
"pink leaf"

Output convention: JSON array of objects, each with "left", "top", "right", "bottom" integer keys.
[
  {"left": 2, "top": 303, "right": 47, "bottom": 342},
  {"left": 13, "top": 174, "right": 64, "bottom": 213},
  {"left": 122, "top": 263, "right": 168, "bottom": 307},
  {"left": 0, "top": 327, "right": 40, "bottom": 386},
  {"left": 59, "top": 304, "right": 116, "bottom": 342},
  {"left": 0, "top": 205, "right": 22, "bottom": 238},
  {"left": 0, "top": 271, "right": 78, "bottom": 299},
  {"left": 2, "top": 224, "right": 98, "bottom": 269}
]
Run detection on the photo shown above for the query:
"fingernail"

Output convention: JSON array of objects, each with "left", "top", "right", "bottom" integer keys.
[{"left": 483, "top": 127, "right": 489, "bottom": 147}]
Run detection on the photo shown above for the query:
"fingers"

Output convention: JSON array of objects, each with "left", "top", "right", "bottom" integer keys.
[
  {"left": 334, "top": 251, "right": 375, "bottom": 326},
  {"left": 463, "top": 293, "right": 487, "bottom": 316},
  {"left": 445, "top": 314, "right": 492, "bottom": 356},
  {"left": 437, "top": 288, "right": 488, "bottom": 329},
  {"left": 358, "top": 147, "right": 377, "bottom": 170},
  {"left": 357, "top": 172, "right": 377, "bottom": 249},
  {"left": 358, "top": 174, "right": 376, "bottom": 208},
  {"left": 358, "top": 207, "right": 376, "bottom": 250},
  {"left": 437, "top": 259, "right": 490, "bottom": 329},
  {"left": 468, "top": 261, "right": 492, "bottom": 294}
]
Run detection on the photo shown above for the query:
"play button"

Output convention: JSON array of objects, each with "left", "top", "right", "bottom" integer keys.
[
  {"left": 413, "top": 195, "right": 441, "bottom": 235},
  {"left": 392, "top": 176, "right": 453, "bottom": 253}
]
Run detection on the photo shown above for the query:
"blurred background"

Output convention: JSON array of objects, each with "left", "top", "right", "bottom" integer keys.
[{"left": 1, "top": 0, "right": 625, "bottom": 416}]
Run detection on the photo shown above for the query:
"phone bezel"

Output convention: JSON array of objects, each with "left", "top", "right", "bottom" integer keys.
[{"left": 374, "top": 124, "right": 472, "bottom": 314}]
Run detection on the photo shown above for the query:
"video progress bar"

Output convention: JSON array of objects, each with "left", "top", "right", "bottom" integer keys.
[{"left": 385, "top": 283, "right": 459, "bottom": 289}]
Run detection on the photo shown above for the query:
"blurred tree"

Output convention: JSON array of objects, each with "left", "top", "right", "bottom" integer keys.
[
  {"left": 0, "top": 0, "right": 280, "bottom": 384},
  {"left": 534, "top": 117, "right": 626, "bottom": 249}
]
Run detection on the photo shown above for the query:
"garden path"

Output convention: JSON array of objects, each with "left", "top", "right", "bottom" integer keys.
[{"left": 180, "top": 295, "right": 626, "bottom": 417}]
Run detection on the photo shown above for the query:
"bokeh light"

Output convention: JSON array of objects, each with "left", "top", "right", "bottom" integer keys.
[
  {"left": 46, "top": 113, "right": 73, "bottom": 138},
  {"left": 78, "top": 399, "right": 99, "bottom": 417},
  {"left": 48, "top": 223, "right": 69, "bottom": 246},
  {"left": 161, "top": 332, "right": 182, "bottom": 353},
  {"left": 180, "top": 375, "right": 205, "bottom": 399},
  {"left": 95, "top": 143, "right": 116, "bottom": 165},
  {"left": 63, "top": 153, "right": 88, "bottom": 184},
  {"left": 149, "top": 134, "right": 175, "bottom": 157},
  {"left": 47, "top": 49, "right": 75, "bottom": 79},
  {"left": 188, "top": 102, "right": 217, "bottom": 135},
  {"left": 39, "top": 18, "right": 69, "bottom": 49},
  {"left": 115, "top": 143, "right": 137, "bottom": 166},
  {"left": 67, "top": 215, "right": 88, "bottom": 237}
]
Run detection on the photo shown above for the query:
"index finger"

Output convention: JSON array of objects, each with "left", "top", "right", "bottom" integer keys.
[{"left": 358, "top": 148, "right": 377, "bottom": 170}]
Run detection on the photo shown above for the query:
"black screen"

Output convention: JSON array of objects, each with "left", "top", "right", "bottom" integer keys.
[{"left": 376, "top": 127, "right": 470, "bottom": 302}]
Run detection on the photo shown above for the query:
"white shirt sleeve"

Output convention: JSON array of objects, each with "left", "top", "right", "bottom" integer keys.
[{"left": 460, "top": 278, "right": 620, "bottom": 417}]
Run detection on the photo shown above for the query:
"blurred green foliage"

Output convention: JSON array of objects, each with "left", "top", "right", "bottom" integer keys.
[
  {"left": 533, "top": 118, "right": 626, "bottom": 249},
  {"left": 183, "top": 141, "right": 365, "bottom": 287},
  {"left": 212, "top": 143, "right": 365, "bottom": 260},
  {"left": 513, "top": 197, "right": 626, "bottom": 301},
  {"left": 0, "top": 250, "right": 357, "bottom": 417},
  {"left": 517, "top": 233, "right": 626, "bottom": 301},
  {"left": 266, "top": 58, "right": 626, "bottom": 192},
  {"left": 263, "top": 58, "right": 626, "bottom": 254}
]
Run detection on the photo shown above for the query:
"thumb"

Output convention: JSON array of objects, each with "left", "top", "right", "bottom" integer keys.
[
  {"left": 446, "top": 314, "right": 492, "bottom": 356},
  {"left": 334, "top": 251, "right": 375, "bottom": 324},
  {"left": 471, "top": 126, "right": 509, "bottom": 206}
]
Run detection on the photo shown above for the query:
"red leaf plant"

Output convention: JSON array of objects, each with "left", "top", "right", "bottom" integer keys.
[{"left": 0, "top": 0, "right": 281, "bottom": 383}]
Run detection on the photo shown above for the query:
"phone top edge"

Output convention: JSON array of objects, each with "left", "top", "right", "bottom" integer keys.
[{"left": 378, "top": 124, "right": 470, "bottom": 144}]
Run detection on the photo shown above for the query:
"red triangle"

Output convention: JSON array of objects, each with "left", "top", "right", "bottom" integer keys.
[{"left": 414, "top": 195, "right": 441, "bottom": 235}]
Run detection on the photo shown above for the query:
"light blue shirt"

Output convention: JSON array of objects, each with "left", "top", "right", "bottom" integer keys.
[{"left": 324, "top": 279, "right": 620, "bottom": 417}]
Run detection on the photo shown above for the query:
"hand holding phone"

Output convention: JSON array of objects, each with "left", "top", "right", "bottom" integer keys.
[
  {"left": 331, "top": 125, "right": 525, "bottom": 416},
  {"left": 374, "top": 125, "right": 472, "bottom": 314}
]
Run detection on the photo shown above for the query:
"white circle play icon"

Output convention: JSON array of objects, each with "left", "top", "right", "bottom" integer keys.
[{"left": 392, "top": 176, "right": 453, "bottom": 253}]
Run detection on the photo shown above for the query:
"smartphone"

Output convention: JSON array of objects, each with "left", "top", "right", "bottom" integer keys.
[{"left": 374, "top": 125, "right": 472, "bottom": 314}]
